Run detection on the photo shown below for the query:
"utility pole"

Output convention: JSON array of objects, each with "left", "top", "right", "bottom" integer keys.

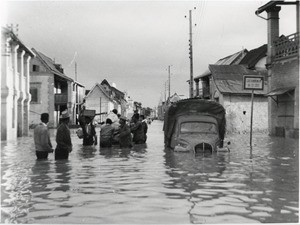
[
  {"left": 188, "top": 9, "right": 194, "bottom": 98},
  {"left": 164, "top": 81, "right": 167, "bottom": 102},
  {"left": 188, "top": 10, "right": 194, "bottom": 98},
  {"left": 168, "top": 65, "right": 172, "bottom": 99},
  {"left": 75, "top": 62, "right": 77, "bottom": 81}
]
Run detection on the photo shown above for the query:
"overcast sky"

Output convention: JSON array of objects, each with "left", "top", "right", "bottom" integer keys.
[{"left": 1, "top": 1, "right": 297, "bottom": 108}]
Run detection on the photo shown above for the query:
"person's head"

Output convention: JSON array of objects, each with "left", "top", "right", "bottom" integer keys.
[
  {"left": 85, "top": 116, "right": 92, "bottom": 124},
  {"left": 139, "top": 115, "right": 145, "bottom": 121},
  {"left": 112, "top": 109, "right": 118, "bottom": 115},
  {"left": 132, "top": 113, "right": 139, "bottom": 122},
  {"left": 119, "top": 116, "right": 127, "bottom": 125},
  {"left": 41, "top": 113, "right": 49, "bottom": 124},
  {"left": 60, "top": 110, "right": 70, "bottom": 124},
  {"left": 117, "top": 113, "right": 121, "bottom": 118},
  {"left": 106, "top": 118, "right": 112, "bottom": 125}
]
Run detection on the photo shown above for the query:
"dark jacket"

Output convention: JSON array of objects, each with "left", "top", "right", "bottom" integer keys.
[
  {"left": 83, "top": 123, "right": 96, "bottom": 146},
  {"left": 56, "top": 123, "right": 72, "bottom": 153},
  {"left": 100, "top": 124, "right": 115, "bottom": 146},
  {"left": 118, "top": 123, "right": 132, "bottom": 148},
  {"left": 141, "top": 121, "right": 148, "bottom": 143},
  {"left": 130, "top": 121, "right": 145, "bottom": 144}
]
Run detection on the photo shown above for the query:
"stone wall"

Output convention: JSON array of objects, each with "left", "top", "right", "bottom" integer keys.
[{"left": 223, "top": 95, "right": 268, "bottom": 134}]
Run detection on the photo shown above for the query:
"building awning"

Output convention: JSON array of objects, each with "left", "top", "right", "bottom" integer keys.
[{"left": 265, "top": 87, "right": 295, "bottom": 96}]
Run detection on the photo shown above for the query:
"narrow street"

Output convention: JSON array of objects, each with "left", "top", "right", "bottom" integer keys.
[{"left": 1, "top": 120, "right": 298, "bottom": 223}]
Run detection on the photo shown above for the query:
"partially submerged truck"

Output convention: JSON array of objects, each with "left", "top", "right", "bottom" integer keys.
[{"left": 164, "top": 99, "right": 227, "bottom": 154}]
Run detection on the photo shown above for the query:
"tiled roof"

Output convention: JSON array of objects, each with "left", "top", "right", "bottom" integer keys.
[
  {"left": 31, "top": 48, "right": 73, "bottom": 81},
  {"left": 100, "top": 79, "right": 125, "bottom": 101},
  {"left": 194, "top": 49, "right": 248, "bottom": 80},
  {"left": 85, "top": 83, "right": 113, "bottom": 101},
  {"left": 215, "top": 49, "right": 248, "bottom": 65},
  {"left": 239, "top": 44, "right": 267, "bottom": 69},
  {"left": 209, "top": 64, "right": 268, "bottom": 95}
]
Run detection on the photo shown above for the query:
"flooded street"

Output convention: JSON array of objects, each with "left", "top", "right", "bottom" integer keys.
[{"left": 1, "top": 120, "right": 298, "bottom": 224}]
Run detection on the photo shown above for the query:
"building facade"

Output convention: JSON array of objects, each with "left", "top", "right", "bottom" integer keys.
[
  {"left": 29, "top": 49, "right": 79, "bottom": 128},
  {"left": 1, "top": 27, "right": 35, "bottom": 141},
  {"left": 256, "top": 1, "right": 299, "bottom": 138},
  {"left": 84, "top": 83, "right": 115, "bottom": 123},
  {"left": 194, "top": 45, "right": 268, "bottom": 134}
]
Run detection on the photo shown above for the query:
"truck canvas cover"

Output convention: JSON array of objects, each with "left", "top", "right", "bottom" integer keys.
[{"left": 164, "top": 99, "right": 226, "bottom": 145}]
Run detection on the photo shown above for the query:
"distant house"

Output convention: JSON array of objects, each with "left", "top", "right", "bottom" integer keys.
[
  {"left": 157, "top": 93, "right": 183, "bottom": 121},
  {"left": 29, "top": 49, "right": 83, "bottom": 127},
  {"left": 167, "top": 93, "right": 182, "bottom": 105},
  {"left": 84, "top": 83, "right": 116, "bottom": 123},
  {"left": 194, "top": 45, "right": 268, "bottom": 133},
  {"left": 100, "top": 79, "right": 127, "bottom": 116},
  {"left": 256, "top": 1, "right": 299, "bottom": 138},
  {"left": 157, "top": 99, "right": 164, "bottom": 121},
  {"left": 1, "top": 27, "right": 35, "bottom": 141}
]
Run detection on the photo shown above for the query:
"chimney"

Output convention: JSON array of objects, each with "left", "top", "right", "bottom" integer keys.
[
  {"left": 266, "top": 6, "right": 281, "bottom": 64},
  {"left": 54, "top": 64, "right": 64, "bottom": 73}
]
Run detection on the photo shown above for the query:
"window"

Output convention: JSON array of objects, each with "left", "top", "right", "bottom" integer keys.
[
  {"left": 180, "top": 122, "right": 217, "bottom": 134},
  {"left": 30, "top": 83, "right": 41, "bottom": 104},
  {"left": 30, "top": 88, "right": 38, "bottom": 103},
  {"left": 32, "top": 65, "right": 40, "bottom": 72}
]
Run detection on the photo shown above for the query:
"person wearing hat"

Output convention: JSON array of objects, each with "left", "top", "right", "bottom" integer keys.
[
  {"left": 117, "top": 116, "right": 132, "bottom": 148},
  {"left": 130, "top": 113, "right": 145, "bottom": 144},
  {"left": 34, "top": 113, "right": 53, "bottom": 160},
  {"left": 82, "top": 116, "right": 97, "bottom": 146},
  {"left": 55, "top": 110, "right": 72, "bottom": 160}
]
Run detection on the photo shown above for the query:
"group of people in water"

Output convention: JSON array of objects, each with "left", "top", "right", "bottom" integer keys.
[
  {"left": 79, "top": 109, "right": 148, "bottom": 148},
  {"left": 33, "top": 109, "right": 149, "bottom": 161}
]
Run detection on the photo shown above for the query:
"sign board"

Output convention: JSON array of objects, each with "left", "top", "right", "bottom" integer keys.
[{"left": 243, "top": 75, "right": 264, "bottom": 90}]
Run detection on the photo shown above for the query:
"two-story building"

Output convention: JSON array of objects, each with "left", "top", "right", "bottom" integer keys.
[
  {"left": 256, "top": 1, "right": 299, "bottom": 138},
  {"left": 1, "top": 27, "right": 35, "bottom": 141},
  {"left": 29, "top": 48, "right": 84, "bottom": 127}
]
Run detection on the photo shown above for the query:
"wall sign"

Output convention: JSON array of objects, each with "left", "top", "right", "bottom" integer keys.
[{"left": 243, "top": 75, "right": 264, "bottom": 90}]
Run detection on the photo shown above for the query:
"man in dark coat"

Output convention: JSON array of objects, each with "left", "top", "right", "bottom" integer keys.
[
  {"left": 118, "top": 116, "right": 132, "bottom": 148},
  {"left": 55, "top": 110, "right": 72, "bottom": 160},
  {"left": 130, "top": 113, "right": 145, "bottom": 144},
  {"left": 139, "top": 115, "right": 148, "bottom": 143},
  {"left": 100, "top": 118, "right": 115, "bottom": 147},
  {"left": 82, "top": 116, "right": 97, "bottom": 146}
]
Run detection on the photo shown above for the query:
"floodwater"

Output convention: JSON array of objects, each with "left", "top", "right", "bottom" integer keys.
[{"left": 1, "top": 120, "right": 298, "bottom": 224}]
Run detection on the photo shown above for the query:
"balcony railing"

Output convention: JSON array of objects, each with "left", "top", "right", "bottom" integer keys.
[
  {"left": 274, "top": 33, "right": 299, "bottom": 60},
  {"left": 55, "top": 94, "right": 68, "bottom": 105}
]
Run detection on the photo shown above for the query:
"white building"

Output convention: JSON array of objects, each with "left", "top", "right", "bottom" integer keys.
[
  {"left": 84, "top": 83, "right": 116, "bottom": 123},
  {"left": 1, "top": 27, "right": 35, "bottom": 141}
]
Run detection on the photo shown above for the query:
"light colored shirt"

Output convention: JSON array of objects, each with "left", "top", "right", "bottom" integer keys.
[{"left": 34, "top": 122, "right": 53, "bottom": 152}]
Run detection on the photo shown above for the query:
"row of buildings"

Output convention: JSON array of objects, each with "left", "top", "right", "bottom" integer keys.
[
  {"left": 158, "top": 1, "right": 299, "bottom": 138},
  {"left": 1, "top": 27, "right": 140, "bottom": 141}
]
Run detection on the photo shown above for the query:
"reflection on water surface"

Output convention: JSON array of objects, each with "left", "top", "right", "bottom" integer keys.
[{"left": 1, "top": 121, "right": 298, "bottom": 223}]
